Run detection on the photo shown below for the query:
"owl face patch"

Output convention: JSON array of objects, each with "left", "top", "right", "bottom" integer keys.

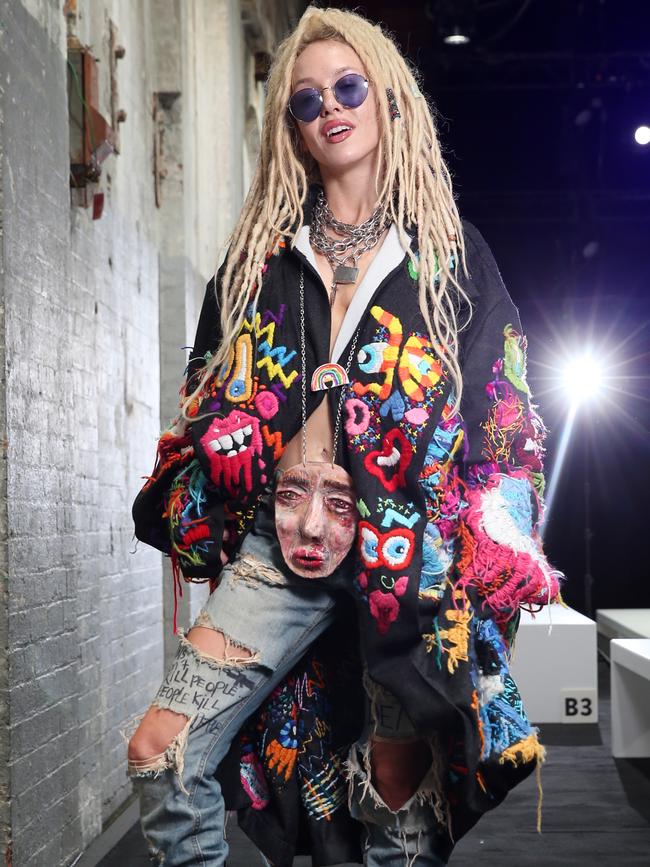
[{"left": 358, "top": 521, "right": 415, "bottom": 571}]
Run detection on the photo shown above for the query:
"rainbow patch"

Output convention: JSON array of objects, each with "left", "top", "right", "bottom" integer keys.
[{"left": 311, "top": 362, "right": 350, "bottom": 391}]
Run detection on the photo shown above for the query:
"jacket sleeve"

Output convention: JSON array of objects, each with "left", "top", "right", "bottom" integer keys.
[
  {"left": 131, "top": 267, "right": 227, "bottom": 581},
  {"left": 454, "top": 225, "right": 563, "bottom": 624},
  {"left": 183, "top": 271, "right": 223, "bottom": 403}
]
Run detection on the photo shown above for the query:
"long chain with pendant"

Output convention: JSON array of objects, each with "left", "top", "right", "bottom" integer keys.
[
  {"left": 310, "top": 189, "right": 391, "bottom": 306},
  {"left": 299, "top": 264, "right": 360, "bottom": 467}
]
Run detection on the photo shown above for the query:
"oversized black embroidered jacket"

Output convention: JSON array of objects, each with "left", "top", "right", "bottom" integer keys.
[{"left": 132, "top": 183, "right": 563, "bottom": 865}]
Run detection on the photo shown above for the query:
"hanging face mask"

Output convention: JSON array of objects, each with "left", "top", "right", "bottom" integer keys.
[
  {"left": 273, "top": 261, "right": 366, "bottom": 578},
  {"left": 275, "top": 462, "right": 357, "bottom": 578}
]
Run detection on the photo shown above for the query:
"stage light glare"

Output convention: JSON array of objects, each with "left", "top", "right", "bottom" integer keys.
[
  {"left": 443, "top": 27, "right": 470, "bottom": 45},
  {"left": 561, "top": 354, "right": 603, "bottom": 404},
  {"left": 635, "top": 125, "right": 650, "bottom": 145}
]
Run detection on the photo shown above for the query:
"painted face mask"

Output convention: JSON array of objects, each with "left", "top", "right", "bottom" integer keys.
[{"left": 274, "top": 462, "right": 357, "bottom": 578}]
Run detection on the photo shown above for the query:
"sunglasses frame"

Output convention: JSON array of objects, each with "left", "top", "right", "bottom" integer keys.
[{"left": 287, "top": 73, "right": 370, "bottom": 124}]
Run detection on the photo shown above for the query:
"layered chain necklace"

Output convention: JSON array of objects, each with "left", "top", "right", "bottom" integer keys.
[
  {"left": 298, "top": 263, "right": 360, "bottom": 467},
  {"left": 310, "top": 188, "right": 391, "bottom": 306},
  {"left": 295, "top": 190, "right": 391, "bottom": 465}
]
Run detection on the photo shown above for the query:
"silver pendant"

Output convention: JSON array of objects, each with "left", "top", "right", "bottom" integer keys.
[{"left": 333, "top": 264, "right": 358, "bottom": 283}]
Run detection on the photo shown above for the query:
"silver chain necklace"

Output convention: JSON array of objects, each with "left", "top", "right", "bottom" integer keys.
[
  {"left": 310, "top": 189, "right": 391, "bottom": 306},
  {"left": 299, "top": 264, "right": 360, "bottom": 467}
]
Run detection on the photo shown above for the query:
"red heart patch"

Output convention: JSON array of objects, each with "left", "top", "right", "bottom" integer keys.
[{"left": 364, "top": 428, "right": 413, "bottom": 492}]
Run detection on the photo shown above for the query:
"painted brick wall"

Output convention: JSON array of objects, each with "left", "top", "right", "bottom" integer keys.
[
  {"left": 2, "top": 2, "right": 167, "bottom": 867},
  {"left": 1, "top": 1, "right": 163, "bottom": 863},
  {"left": 0, "top": 0, "right": 299, "bottom": 862}
]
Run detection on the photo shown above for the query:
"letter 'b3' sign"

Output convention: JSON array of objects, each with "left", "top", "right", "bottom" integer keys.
[{"left": 561, "top": 688, "right": 598, "bottom": 723}]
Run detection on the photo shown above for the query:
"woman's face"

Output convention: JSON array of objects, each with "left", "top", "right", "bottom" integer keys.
[
  {"left": 275, "top": 462, "right": 357, "bottom": 578},
  {"left": 290, "top": 39, "right": 380, "bottom": 178}
]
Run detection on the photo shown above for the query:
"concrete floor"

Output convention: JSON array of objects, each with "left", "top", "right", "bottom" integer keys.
[{"left": 100, "top": 657, "right": 650, "bottom": 865}]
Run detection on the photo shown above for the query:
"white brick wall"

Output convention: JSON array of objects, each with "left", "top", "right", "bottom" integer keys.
[
  {"left": 0, "top": 0, "right": 298, "bottom": 862},
  {"left": 1, "top": 0, "right": 164, "bottom": 862}
]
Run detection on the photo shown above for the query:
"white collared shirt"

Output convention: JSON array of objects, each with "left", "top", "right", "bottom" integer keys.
[{"left": 293, "top": 223, "right": 413, "bottom": 363}]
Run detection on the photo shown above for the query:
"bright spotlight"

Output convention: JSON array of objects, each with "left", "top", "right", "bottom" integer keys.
[
  {"left": 561, "top": 354, "right": 603, "bottom": 405},
  {"left": 444, "top": 28, "right": 471, "bottom": 45},
  {"left": 543, "top": 352, "right": 603, "bottom": 532},
  {"left": 635, "top": 125, "right": 650, "bottom": 145}
]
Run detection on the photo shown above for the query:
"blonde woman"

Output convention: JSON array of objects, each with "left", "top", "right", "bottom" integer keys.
[{"left": 125, "top": 6, "right": 561, "bottom": 865}]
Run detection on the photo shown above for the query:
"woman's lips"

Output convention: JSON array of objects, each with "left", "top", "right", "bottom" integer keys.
[{"left": 325, "top": 128, "right": 353, "bottom": 144}]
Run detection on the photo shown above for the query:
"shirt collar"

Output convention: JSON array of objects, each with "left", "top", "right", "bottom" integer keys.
[{"left": 293, "top": 216, "right": 413, "bottom": 364}]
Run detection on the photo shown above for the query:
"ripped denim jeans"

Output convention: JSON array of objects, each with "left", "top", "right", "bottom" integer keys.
[
  {"left": 122, "top": 488, "right": 451, "bottom": 866},
  {"left": 347, "top": 672, "right": 453, "bottom": 865}
]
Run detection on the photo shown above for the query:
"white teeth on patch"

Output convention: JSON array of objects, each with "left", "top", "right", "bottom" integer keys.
[
  {"left": 524, "top": 438, "right": 535, "bottom": 451},
  {"left": 377, "top": 447, "right": 400, "bottom": 467},
  {"left": 208, "top": 426, "right": 252, "bottom": 454},
  {"left": 327, "top": 125, "right": 351, "bottom": 137}
]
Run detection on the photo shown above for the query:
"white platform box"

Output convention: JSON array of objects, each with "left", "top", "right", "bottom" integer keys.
[
  {"left": 611, "top": 638, "right": 650, "bottom": 758},
  {"left": 596, "top": 609, "right": 650, "bottom": 661},
  {"left": 509, "top": 604, "right": 598, "bottom": 724}
]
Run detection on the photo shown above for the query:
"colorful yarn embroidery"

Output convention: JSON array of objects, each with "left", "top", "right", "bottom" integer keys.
[
  {"left": 480, "top": 323, "right": 546, "bottom": 491},
  {"left": 398, "top": 333, "right": 443, "bottom": 401},
  {"left": 456, "top": 473, "right": 560, "bottom": 623},
  {"left": 357, "top": 571, "right": 409, "bottom": 635},
  {"left": 418, "top": 396, "right": 466, "bottom": 596},
  {"left": 344, "top": 397, "right": 371, "bottom": 436},
  {"left": 166, "top": 458, "right": 214, "bottom": 569},
  {"left": 437, "top": 606, "right": 472, "bottom": 674},
  {"left": 239, "top": 745, "right": 270, "bottom": 810},
  {"left": 201, "top": 302, "right": 300, "bottom": 418},
  {"left": 354, "top": 305, "right": 403, "bottom": 401},
  {"left": 353, "top": 307, "right": 446, "bottom": 416},
  {"left": 406, "top": 248, "right": 453, "bottom": 284},
  {"left": 238, "top": 649, "right": 353, "bottom": 822},
  {"left": 364, "top": 428, "right": 413, "bottom": 491},
  {"left": 198, "top": 410, "right": 264, "bottom": 495},
  {"left": 358, "top": 522, "right": 415, "bottom": 571},
  {"left": 224, "top": 333, "right": 254, "bottom": 403},
  {"left": 454, "top": 323, "right": 562, "bottom": 623}
]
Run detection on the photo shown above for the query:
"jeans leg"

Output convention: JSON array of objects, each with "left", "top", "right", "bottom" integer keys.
[
  {"left": 361, "top": 823, "right": 449, "bottom": 867},
  {"left": 345, "top": 673, "right": 453, "bottom": 866},
  {"left": 123, "top": 532, "right": 340, "bottom": 866}
]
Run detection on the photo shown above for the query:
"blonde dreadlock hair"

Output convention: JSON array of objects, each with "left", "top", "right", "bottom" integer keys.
[{"left": 179, "top": 5, "right": 471, "bottom": 426}]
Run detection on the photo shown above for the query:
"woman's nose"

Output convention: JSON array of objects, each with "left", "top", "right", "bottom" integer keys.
[{"left": 321, "top": 86, "right": 341, "bottom": 113}]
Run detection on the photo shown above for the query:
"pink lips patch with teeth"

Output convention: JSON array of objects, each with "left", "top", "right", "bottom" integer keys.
[{"left": 199, "top": 410, "right": 263, "bottom": 495}]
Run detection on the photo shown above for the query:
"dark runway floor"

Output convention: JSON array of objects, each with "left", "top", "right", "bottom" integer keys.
[{"left": 102, "top": 656, "right": 650, "bottom": 865}]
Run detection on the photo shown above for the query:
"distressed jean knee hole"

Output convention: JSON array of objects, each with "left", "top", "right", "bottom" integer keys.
[
  {"left": 186, "top": 618, "right": 259, "bottom": 665},
  {"left": 123, "top": 712, "right": 193, "bottom": 797}
]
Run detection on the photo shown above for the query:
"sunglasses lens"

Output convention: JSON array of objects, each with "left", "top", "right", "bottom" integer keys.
[
  {"left": 289, "top": 89, "right": 322, "bottom": 123},
  {"left": 288, "top": 74, "right": 369, "bottom": 122},
  {"left": 333, "top": 73, "right": 368, "bottom": 109}
]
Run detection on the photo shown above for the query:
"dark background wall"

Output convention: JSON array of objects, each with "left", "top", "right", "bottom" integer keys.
[{"left": 331, "top": 0, "right": 650, "bottom": 613}]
